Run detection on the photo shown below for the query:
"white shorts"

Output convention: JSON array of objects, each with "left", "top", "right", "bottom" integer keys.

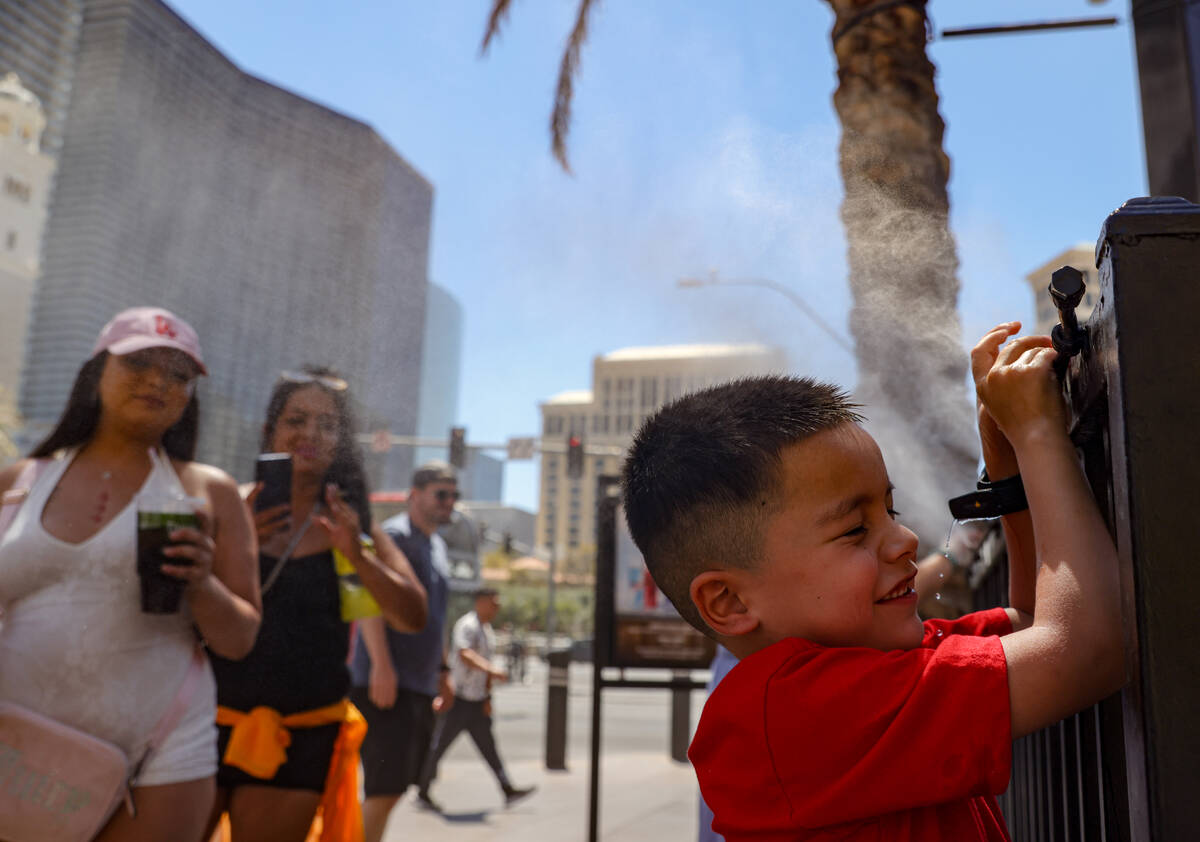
[{"left": 132, "top": 673, "right": 219, "bottom": 787}]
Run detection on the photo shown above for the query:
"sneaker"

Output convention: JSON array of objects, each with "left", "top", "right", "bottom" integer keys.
[
  {"left": 416, "top": 790, "right": 442, "bottom": 813},
  {"left": 503, "top": 784, "right": 537, "bottom": 806}
]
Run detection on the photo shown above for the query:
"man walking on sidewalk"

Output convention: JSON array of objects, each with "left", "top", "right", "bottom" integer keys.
[
  {"left": 351, "top": 462, "right": 458, "bottom": 842},
  {"left": 417, "top": 587, "right": 536, "bottom": 811}
]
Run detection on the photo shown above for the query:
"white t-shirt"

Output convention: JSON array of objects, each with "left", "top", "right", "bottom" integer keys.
[{"left": 450, "top": 610, "right": 494, "bottom": 701}]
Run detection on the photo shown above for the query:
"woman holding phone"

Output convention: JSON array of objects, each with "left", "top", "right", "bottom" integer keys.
[
  {"left": 0, "top": 307, "right": 261, "bottom": 842},
  {"left": 208, "top": 366, "right": 427, "bottom": 842}
]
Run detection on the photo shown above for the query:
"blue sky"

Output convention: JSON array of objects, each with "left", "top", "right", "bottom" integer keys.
[{"left": 167, "top": 0, "right": 1143, "bottom": 510}]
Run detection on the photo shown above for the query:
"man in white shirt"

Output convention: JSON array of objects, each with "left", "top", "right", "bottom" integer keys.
[{"left": 416, "top": 587, "right": 536, "bottom": 811}]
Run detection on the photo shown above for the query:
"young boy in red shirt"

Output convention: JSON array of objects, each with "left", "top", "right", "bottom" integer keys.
[{"left": 621, "top": 323, "right": 1126, "bottom": 841}]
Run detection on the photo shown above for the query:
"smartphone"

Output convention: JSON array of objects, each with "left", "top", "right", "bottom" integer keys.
[{"left": 254, "top": 453, "right": 292, "bottom": 512}]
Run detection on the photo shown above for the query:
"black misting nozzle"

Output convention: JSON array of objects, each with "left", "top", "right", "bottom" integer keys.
[{"left": 1048, "top": 266, "right": 1088, "bottom": 378}]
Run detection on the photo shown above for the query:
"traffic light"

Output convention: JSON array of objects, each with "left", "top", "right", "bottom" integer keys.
[
  {"left": 448, "top": 426, "right": 467, "bottom": 468},
  {"left": 566, "top": 435, "right": 584, "bottom": 479}
]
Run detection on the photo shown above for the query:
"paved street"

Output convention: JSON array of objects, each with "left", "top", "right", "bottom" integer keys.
[{"left": 379, "top": 658, "right": 711, "bottom": 842}]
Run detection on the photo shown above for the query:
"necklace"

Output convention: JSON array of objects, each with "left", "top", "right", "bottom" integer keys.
[{"left": 91, "top": 470, "right": 114, "bottom": 525}]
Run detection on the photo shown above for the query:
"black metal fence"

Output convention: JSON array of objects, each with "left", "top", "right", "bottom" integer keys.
[{"left": 974, "top": 549, "right": 1129, "bottom": 841}]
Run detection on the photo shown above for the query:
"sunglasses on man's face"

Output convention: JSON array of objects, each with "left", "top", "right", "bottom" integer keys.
[
  {"left": 279, "top": 370, "right": 348, "bottom": 391},
  {"left": 435, "top": 489, "right": 461, "bottom": 502}
]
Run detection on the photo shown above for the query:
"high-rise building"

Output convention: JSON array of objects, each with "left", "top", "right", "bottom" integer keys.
[
  {"left": 15, "top": 0, "right": 432, "bottom": 486},
  {"left": 460, "top": 451, "right": 503, "bottom": 502},
  {"left": 414, "top": 282, "right": 463, "bottom": 471},
  {"left": 1025, "top": 244, "right": 1101, "bottom": 335},
  {"left": 536, "top": 344, "right": 787, "bottom": 560},
  {"left": 0, "top": 0, "right": 83, "bottom": 154},
  {"left": 0, "top": 74, "right": 56, "bottom": 408}
]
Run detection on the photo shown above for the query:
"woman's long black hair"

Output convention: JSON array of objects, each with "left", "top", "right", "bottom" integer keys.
[
  {"left": 29, "top": 351, "right": 200, "bottom": 460},
  {"left": 260, "top": 365, "right": 372, "bottom": 533}
]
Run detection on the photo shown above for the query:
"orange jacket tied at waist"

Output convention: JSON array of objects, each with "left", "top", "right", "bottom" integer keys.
[{"left": 214, "top": 700, "right": 366, "bottom": 842}]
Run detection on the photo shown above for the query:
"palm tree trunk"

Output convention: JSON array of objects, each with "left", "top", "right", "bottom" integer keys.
[{"left": 827, "top": 0, "right": 977, "bottom": 545}]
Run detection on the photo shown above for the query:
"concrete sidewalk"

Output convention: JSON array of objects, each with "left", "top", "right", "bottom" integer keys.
[
  {"left": 379, "top": 752, "right": 699, "bottom": 841},
  {"left": 378, "top": 661, "right": 707, "bottom": 842}
]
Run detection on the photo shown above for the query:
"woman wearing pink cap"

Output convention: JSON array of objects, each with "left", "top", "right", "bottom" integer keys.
[{"left": 0, "top": 307, "right": 261, "bottom": 842}]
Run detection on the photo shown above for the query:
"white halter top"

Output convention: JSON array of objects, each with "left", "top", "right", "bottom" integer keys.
[{"left": 0, "top": 449, "right": 215, "bottom": 757}]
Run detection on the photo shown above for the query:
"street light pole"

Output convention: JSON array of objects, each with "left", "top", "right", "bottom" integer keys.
[
  {"left": 677, "top": 272, "right": 855, "bottom": 355},
  {"left": 546, "top": 543, "right": 557, "bottom": 647}
]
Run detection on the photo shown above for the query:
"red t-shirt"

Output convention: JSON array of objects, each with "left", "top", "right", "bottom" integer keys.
[{"left": 690, "top": 608, "right": 1014, "bottom": 841}]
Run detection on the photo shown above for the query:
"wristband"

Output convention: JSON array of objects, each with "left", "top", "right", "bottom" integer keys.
[{"left": 947, "top": 470, "right": 1028, "bottom": 520}]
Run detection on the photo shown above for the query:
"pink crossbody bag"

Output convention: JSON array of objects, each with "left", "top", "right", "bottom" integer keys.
[{"left": 0, "top": 458, "right": 207, "bottom": 842}]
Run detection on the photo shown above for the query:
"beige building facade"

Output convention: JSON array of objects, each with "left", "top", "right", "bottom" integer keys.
[
  {"left": 1025, "top": 244, "right": 1101, "bottom": 335},
  {"left": 0, "top": 73, "right": 55, "bottom": 413},
  {"left": 536, "top": 343, "right": 787, "bottom": 561}
]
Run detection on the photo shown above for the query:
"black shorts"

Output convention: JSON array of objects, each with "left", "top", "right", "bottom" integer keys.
[
  {"left": 349, "top": 685, "right": 436, "bottom": 797},
  {"left": 216, "top": 720, "right": 341, "bottom": 793}
]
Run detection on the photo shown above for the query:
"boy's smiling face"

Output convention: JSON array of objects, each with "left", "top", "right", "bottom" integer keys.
[{"left": 739, "top": 422, "right": 924, "bottom": 652}]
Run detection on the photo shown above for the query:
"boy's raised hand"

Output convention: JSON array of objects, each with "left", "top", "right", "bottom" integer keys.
[
  {"left": 980, "top": 323, "right": 1127, "bottom": 739},
  {"left": 971, "top": 322, "right": 1021, "bottom": 475},
  {"left": 974, "top": 326, "right": 1065, "bottom": 448}
]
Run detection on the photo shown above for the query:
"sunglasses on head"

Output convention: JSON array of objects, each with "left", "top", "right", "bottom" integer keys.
[
  {"left": 279, "top": 370, "right": 348, "bottom": 391},
  {"left": 435, "top": 489, "right": 461, "bottom": 502}
]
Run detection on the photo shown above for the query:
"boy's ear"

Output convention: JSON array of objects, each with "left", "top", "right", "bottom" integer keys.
[{"left": 691, "top": 570, "right": 759, "bottom": 639}]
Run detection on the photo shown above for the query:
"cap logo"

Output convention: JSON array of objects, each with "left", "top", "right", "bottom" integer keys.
[{"left": 154, "top": 315, "right": 178, "bottom": 339}]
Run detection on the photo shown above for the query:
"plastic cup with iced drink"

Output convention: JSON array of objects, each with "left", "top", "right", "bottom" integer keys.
[{"left": 137, "top": 493, "right": 201, "bottom": 614}]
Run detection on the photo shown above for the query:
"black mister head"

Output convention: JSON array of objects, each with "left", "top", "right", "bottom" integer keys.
[{"left": 1050, "top": 265, "right": 1086, "bottom": 310}]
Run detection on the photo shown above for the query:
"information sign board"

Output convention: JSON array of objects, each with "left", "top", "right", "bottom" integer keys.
[{"left": 594, "top": 474, "right": 715, "bottom": 669}]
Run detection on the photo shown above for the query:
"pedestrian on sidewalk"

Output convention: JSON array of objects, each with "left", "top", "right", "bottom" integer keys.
[
  {"left": 417, "top": 587, "right": 536, "bottom": 811},
  {"left": 0, "top": 307, "right": 261, "bottom": 842},
  {"left": 351, "top": 462, "right": 459, "bottom": 842},
  {"left": 506, "top": 625, "right": 527, "bottom": 684}
]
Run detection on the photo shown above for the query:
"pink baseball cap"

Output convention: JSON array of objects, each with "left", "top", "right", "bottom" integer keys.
[{"left": 91, "top": 307, "right": 208, "bottom": 375}]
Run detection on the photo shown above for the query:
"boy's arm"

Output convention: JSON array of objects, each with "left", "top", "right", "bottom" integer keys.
[
  {"left": 972, "top": 323, "right": 1036, "bottom": 629},
  {"left": 978, "top": 332, "right": 1125, "bottom": 740}
]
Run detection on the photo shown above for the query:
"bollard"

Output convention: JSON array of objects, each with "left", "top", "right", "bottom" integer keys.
[
  {"left": 544, "top": 648, "right": 570, "bottom": 770},
  {"left": 669, "top": 669, "right": 690, "bottom": 763}
]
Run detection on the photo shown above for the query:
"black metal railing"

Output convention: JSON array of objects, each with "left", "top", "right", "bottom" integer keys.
[{"left": 972, "top": 540, "right": 1129, "bottom": 841}]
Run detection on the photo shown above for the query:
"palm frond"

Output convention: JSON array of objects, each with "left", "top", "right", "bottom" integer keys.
[
  {"left": 481, "top": 0, "right": 516, "bottom": 55},
  {"left": 551, "top": 0, "right": 599, "bottom": 173}
]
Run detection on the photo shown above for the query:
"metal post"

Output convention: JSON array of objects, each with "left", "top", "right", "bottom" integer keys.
[
  {"left": 587, "top": 657, "right": 603, "bottom": 842},
  {"left": 545, "top": 648, "right": 570, "bottom": 770},
  {"left": 669, "top": 669, "right": 691, "bottom": 763},
  {"left": 587, "top": 475, "right": 620, "bottom": 842},
  {"left": 1132, "top": 0, "right": 1200, "bottom": 200},
  {"left": 1091, "top": 196, "right": 1200, "bottom": 840},
  {"left": 546, "top": 544, "right": 557, "bottom": 647}
]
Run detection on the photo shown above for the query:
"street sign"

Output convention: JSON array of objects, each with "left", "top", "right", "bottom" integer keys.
[
  {"left": 370, "top": 429, "right": 391, "bottom": 453},
  {"left": 506, "top": 436, "right": 536, "bottom": 460}
]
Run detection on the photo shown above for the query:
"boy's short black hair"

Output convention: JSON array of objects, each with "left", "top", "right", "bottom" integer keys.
[{"left": 621, "top": 375, "right": 862, "bottom": 635}]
